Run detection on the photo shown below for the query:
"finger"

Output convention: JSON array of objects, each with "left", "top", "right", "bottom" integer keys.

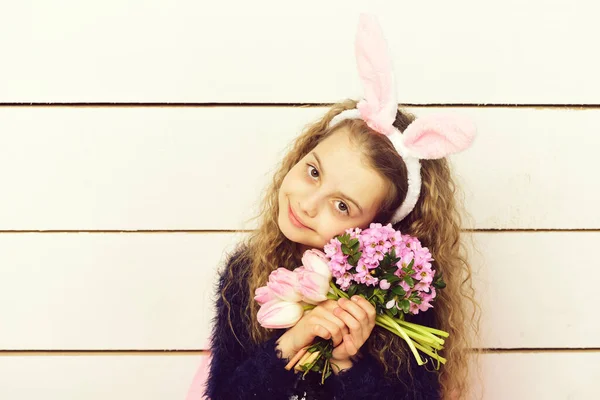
[
  {"left": 312, "top": 317, "right": 345, "bottom": 347},
  {"left": 317, "top": 299, "right": 340, "bottom": 313},
  {"left": 315, "top": 302, "right": 350, "bottom": 336},
  {"left": 333, "top": 305, "right": 363, "bottom": 347},
  {"left": 338, "top": 298, "right": 368, "bottom": 335},
  {"left": 350, "top": 295, "right": 377, "bottom": 326},
  {"left": 338, "top": 297, "right": 368, "bottom": 325},
  {"left": 343, "top": 334, "right": 359, "bottom": 356},
  {"left": 321, "top": 310, "right": 350, "bottom": 335}
]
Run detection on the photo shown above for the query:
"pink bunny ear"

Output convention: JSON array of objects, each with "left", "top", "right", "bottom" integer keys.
[
  {"left": 401, "top": 113, "right": 477, "bottom": 159},
  {"left": 354, "top": 13, "right": 398, "bottom": 136}
]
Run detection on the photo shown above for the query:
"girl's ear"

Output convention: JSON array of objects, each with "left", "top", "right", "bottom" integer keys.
[{"left": 401, "top": 113, "right": 477, "bottom": 160}]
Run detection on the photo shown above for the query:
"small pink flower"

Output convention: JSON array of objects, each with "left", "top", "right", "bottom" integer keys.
[
  {"left": 409, "top": 302, "right": 421, "bottom": 315},
  {"left": 364, "top": 274, "right": 379, "bottom": 286},
  {"left": 415, "top": 269, "right": 434, "bottom": 284},
  {"left": 399, "top": 280, "right": 411, "bottom": 293},
  {"left": 336, "top": 273, "right": 353, "bottom": 291},
  {"left": 413, "top": 280, "right": 431, "bottom": 293},
  {"left": 417, "top": 301, "right": 434, "bottom": 313},
  {"left": 254, "top": 286, "right": 276, "bottom": 305},
  {"left": 401, "top": 252, "right": 414, "bottom": 267},
  {"left": 379, "top": 279, "right": 391, "bottom": 290},
  {"left": 267, "top": 268, "right": 302, "bottom": 302},
  {"left": 421, "top": 287, "right": 437, "bottom": 302},
  {"left": 354, "top": 263, "right": 369, "bottom": 279},
  {"left": 257, "top": 299, "right": 303, "bottom": 329}
]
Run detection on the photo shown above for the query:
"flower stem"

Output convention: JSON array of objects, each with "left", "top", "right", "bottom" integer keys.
[
  {"left": 375, "top": 319, "right": 447, "bottom": 365},
  {"left": 395, "top": 320, "right": 445, "bottom": 347},
  {"left": 399, "top": 320, "right": 450, "bottom": 338},
  {"left": 413, "top": 342, "right": 447, "bottom": 364},
  {"left": 378, "top": 315, "right": 425, "bottom": 366},
  {"left": 329, "top": 281, "right": 349, "bottom": 299}
]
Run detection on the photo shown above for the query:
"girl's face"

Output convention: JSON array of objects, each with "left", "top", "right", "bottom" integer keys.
[{"left": 278, "top": 127, "right": 390, "bottom": 252}]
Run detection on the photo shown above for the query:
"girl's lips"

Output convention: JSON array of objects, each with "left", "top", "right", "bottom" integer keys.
[{"left": 288, "top": 204, "right": 310, "bottom": 230}]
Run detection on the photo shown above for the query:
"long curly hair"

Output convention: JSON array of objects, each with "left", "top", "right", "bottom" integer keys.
[{"left": 221, "top": 99, "right": 482, "bottom": 399}]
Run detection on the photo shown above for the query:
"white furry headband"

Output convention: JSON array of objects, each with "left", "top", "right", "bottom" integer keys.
[{"left": 327, "top": 14, "right": 477, "bottom": 224}]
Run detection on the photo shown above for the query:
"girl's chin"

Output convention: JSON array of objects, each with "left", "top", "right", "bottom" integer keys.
[{"left": 278, "top": 222, "right": 316, "bottom": 250}]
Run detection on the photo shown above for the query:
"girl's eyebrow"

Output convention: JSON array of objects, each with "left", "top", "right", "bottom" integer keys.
[{"left": 311, "top": 151, "right": 364, "bottom": 214}]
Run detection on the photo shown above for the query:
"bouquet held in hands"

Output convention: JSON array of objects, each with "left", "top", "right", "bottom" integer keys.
[{"left": 255, "top": 223, "right": 448, "bottom": 383}]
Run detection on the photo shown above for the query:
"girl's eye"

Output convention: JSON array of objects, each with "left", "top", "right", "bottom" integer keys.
[
  {"left": 307, "top": 164, "right": 319, "bottom": 180},
  {"left": 335, "top": 200, "right": 350, "bottom": 216}
]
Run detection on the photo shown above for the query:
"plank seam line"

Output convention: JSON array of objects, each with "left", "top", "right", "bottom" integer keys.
[
  {"left": 0, "top": 229, "right": 598, "bottom": 234},
  {"left": 0, "top": 103, "right": 598, "bottom": 109},
  {"left": 2, "top": 348, "right": 599, "bottom": 356}
]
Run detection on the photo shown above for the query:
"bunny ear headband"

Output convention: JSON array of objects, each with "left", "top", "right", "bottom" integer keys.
[{"left": 328, "top": 13, "right": 477, "bottom": 225}]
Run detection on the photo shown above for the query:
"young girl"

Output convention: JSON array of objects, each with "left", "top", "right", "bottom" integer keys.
[{"left": 202, "top": 14, "right": 480, "bottom": 400}]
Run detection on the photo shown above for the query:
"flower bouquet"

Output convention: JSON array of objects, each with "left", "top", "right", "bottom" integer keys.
[{"left": 255, "top": 223, "right": 448, "bottom": 383}]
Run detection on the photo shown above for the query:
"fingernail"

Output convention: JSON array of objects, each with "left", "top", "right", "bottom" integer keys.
[{"left": 351, "top": 296, "right": 359, "bottom": 302}]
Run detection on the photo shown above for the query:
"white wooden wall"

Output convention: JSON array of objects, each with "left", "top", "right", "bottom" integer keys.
[{"left": 1, "top": 1, "right": 599, "bottom": 399}]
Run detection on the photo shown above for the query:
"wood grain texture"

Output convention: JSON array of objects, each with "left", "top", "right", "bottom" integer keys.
[
  {"left": 1, "top": 232, "right": 598, "bottom": 350},
  {"left": 0, "top": 1, "right": 598, "bottom": 104},
  {"left": 0, "top": 352, "right": 598, "bottom": 400},
  {"left": 0, "top": 107, "right": 598, "bottom": 230}
]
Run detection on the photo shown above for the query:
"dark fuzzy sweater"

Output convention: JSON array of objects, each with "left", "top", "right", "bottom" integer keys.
[{"left": 204, "top": 248, "right": 442, "bottom": 400}]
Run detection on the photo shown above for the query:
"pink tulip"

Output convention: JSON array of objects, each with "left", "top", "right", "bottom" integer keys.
[
  {"left": 301, "top": 249, "right": 332, "bottom": 280},
  {"left": 379, "top": 279, "right": 391, "bottom": 290},
  {"left": 296, "top": 267, "right": 330, "bottom": 305},
  {"left": 267, "top": 267, "right": 302, "bottom": 302},
  {"left": 257, "top": 299, "right": 304, "bottom": 328},
  {"left": 254, "top": 286, "right": 276, "bottom": 305}
]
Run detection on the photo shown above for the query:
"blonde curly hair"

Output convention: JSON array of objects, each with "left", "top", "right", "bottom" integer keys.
[{"left": 221, "top": 99, "right": 482, "bottom": 399}]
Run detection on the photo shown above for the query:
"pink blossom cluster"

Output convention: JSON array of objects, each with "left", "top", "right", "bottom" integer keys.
[{"left": 324, "top": 223, "right": 438, "bottom": 315}]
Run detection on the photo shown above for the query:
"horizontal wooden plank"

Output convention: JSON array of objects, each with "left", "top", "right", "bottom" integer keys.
[
  {"left": 0, "top": 107, "right": 598, "bottom": 230},
  {"left": 0, "top": 232, "right": 598, "bottom": 350},
  {"left": 0, "top": 354, "right": 202, "bottom": 400},
  {"left": 470, "top": 232, "right": 600, "bottom": 348},
  {"left": 0, "top": 232, "right": 241, "bottom": 350},
  {"left": 0, "top": 1, "right": 598, "bottom": 103},
  {"left": 476, "top": 351, "right": 600, "bottom": 400},
  {"left": 0, "top": 352, "right": 597, "bottom": 399}
]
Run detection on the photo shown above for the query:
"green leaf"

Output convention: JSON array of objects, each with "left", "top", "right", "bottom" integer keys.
[
  {"left": 380, "top": 256, "right": 391, "bottom": 270},
  {"left": 350, "top": 251, "right": 362, "bottom": 265},
  {"left": 407, "top": 259, "right": 414, "bottom": 269},
  {"left": 411, "top": 297, "right": 422, "bottom": 304},
  {"left": 433, "top": 274, "right": 447, "bottom": 289},
  {"left": 341, "top": 244, "right": 351, "bottom": 255},
  {"left": 389, "top": 247, "right": 396, "bottom": 259},
  {"left": 340, "top": 233, "right": 351, "bottom": 243},
  {"left": 400, "top": 299, "right": 410, "bottom": 313},
  {"left": 382, "top": 274, "right": 401, "bottom": 284},
  {"left": 390, "top": 306, "right": 398, "bottom": 316},
  {"left": 349, "top": 238, "right": 359, "bottom": 249},
  {"left": 347, "top": 284, "right": 358, "bottom": 298},
  {"left": 404, "top": 276, "right": 415, "bottom": 287},
  {"left": 391, "top": 286, "right": 406, "bottom": 296}
]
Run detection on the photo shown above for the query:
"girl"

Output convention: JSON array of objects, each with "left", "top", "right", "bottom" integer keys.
[{"left": 202, "top": 14, "right": 480, "bottom": 400}]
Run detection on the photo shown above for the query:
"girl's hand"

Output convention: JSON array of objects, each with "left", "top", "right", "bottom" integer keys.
[
  {"left": 276, "top": 299, "right": 349, "bottom": 359},
  {"left": 330, "top": 296, "right": 376, "bottom": 364}
]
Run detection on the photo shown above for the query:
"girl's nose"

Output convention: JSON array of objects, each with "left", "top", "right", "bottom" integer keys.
[{"left": 299, "top": 195, "right": 319, "bottom": 219}]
